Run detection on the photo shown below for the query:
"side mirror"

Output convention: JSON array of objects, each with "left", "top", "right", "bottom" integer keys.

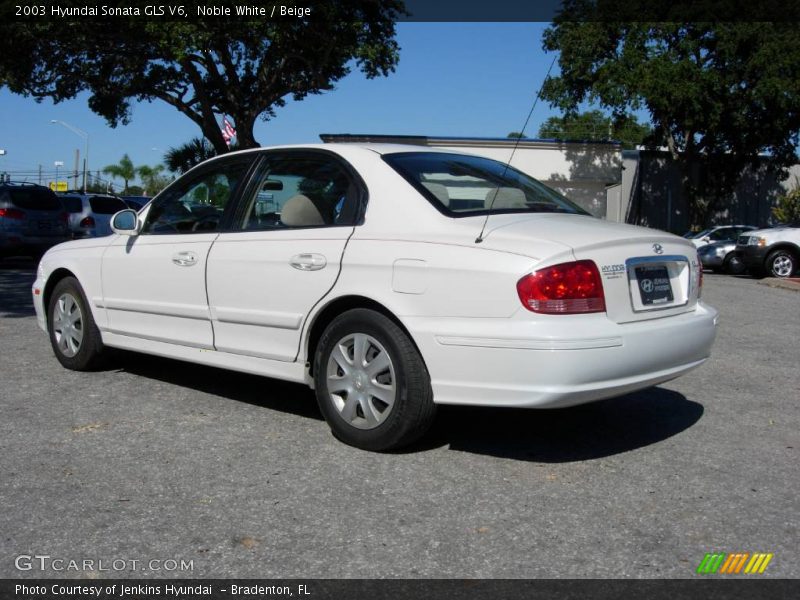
[
  {"left": 111, "top": 209, "right": 141, "bottom": 236},
  {"left": 702, "top": 236, "right": 711, "bottom": 243}
]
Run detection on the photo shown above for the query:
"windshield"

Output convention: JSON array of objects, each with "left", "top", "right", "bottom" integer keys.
[{"left": 383, "top": 152, "right": 590, "bottom": 216}]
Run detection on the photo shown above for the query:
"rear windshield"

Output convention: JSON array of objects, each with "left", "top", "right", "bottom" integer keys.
[
  {"left": 60, "top": 196, "right": 83, "bottom": 213},
  {"left": 383, "top": 152, "right": 589, "bottom": 216},
  {"left": 9, "top": 188, "right": 62, "bottom": 211},
  {"left": 89, "top": 196, "right": 127, "bottom": 214}
]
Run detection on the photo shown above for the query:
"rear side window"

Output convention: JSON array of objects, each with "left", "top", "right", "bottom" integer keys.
[
  {"left": 10, "top": 188, "right": 62, "bottom": 211},
  {"left": 60, "top": 196, "right": 83, "bottom": 213},
  {"left": 89, "top": 196, "right": 127, "bottom": 214},
  {"left": 383, "top": 152, "right": 589, "bottom": 216}
]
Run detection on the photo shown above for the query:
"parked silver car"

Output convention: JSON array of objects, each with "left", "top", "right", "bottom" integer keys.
[
  {"left": 59, "top": 193, "right": 129, "bottom": 238},
  {"left": 697, "top": 240, "right": 746, "bottom": 274},
  {"left": 0, "top": 182, "right": 70, "bottom": 258},
  {"left": 684, "top": 225, "right": 757, "bottom": 248}
]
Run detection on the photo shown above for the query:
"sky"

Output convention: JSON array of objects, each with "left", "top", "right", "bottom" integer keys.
[{"left": 0, "top": 22, "right": 592, "bottom": 187}]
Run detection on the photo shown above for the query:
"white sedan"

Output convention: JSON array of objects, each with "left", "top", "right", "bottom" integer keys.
[{"left": 33, "top": 144, "right": 718, "bottom": 451}]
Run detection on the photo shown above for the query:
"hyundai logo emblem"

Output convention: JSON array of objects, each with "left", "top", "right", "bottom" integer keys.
[{"left": 652, "top": 243, "right": 664, "bottom": 255}]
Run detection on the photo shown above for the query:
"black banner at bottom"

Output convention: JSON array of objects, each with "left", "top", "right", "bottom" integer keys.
[{"left": 2, "top": 579, "right": 798, "bottom": 600}]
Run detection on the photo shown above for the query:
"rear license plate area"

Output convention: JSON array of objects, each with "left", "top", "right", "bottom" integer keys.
[{"left": 635, "top": 265, "right": 674, "bottom": 306}]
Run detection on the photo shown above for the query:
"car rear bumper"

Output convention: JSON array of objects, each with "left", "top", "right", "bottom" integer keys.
[{"left": 407, "top": 302, "right": 719, "bottom": 408}]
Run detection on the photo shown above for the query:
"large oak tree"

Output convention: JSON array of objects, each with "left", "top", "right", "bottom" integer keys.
[
  {"left": 540, "top": 2, "right": 800, "bottom": 226},
  {"left": 0, "top": 1, "right": 404, "bottom": 152}
]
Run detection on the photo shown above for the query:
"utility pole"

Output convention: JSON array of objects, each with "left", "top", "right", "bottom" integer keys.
[
  {"left": 38, "top": 164, "right": 42, "bottom": 185},
  {"left": 73, "top": 148, "right": 80, "bottom": 190}
]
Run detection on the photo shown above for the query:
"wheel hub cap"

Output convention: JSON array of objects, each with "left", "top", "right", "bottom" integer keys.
[
  {"left": 325, "top": 333, "right": 396, "bottom": 430},
  {"left": 53, "top": 293, "right": 83, "bottom": 358}
]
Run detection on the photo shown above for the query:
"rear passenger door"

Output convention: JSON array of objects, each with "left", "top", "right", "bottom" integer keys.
[{"left": 206, "top": 151, "right": 364, "bottom": 361}]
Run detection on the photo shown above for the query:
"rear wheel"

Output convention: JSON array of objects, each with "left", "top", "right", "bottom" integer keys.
[
  {"left": 313, "top": 309, "right": 436, "bottom": 451},
  {"left": 47, "top": 276, "right": 105, "bottom": 370},
  {"left": 766, "top": 249, "right": 796, "bottom": 278}
]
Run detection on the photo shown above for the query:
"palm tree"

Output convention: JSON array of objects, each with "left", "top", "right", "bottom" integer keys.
[
  {"left": 102, "top": 154, "right": 136, "bottom": 193},
  {"left": 136, "top": 164, "right": 166, "bottom": 196},
  {"left": 164, "top": 138, "right": 218, "bottom": 174}
]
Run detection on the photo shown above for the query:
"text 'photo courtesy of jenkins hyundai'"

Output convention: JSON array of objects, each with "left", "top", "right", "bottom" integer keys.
[{"left": 32, "top": 144, "right": 718, "bottom": 451}]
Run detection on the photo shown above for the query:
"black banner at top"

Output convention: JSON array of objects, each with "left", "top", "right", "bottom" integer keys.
[{"left": 3, "top": 0, "right": 800, "bottom": 23}]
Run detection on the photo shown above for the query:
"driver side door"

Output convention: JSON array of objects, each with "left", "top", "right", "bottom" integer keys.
[{"left": 100, "top": 157, "right": 254, "bottom": 348}]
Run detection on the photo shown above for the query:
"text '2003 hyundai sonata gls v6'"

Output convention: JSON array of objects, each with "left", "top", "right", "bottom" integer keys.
[{"left": 33, "top": 144, "right": 718, "bottom": 450}]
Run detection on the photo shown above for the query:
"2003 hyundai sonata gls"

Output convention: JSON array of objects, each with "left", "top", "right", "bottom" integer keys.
[{"left": 33, "top": 144, "right": 718, "bottom": 450}]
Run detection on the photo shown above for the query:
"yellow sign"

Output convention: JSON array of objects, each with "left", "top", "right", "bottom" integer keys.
[{"left": 49, "top": 182, "right": 68, "bottom": 192}]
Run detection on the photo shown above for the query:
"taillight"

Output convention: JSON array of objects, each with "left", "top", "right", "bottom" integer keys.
[
  {"left": 696, "top": 253, "right": 703, "bottom": 299},
  {"left": 0, "top": 208, "right": 25, "bottom": 220},
  {"left": 517, "top": 260, "right": 606, "bottom": 314},
  {"left": 79, "top": 216, "right": 95, "bottom": 228}
]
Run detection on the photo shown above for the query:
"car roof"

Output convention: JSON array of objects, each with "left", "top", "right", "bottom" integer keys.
[{"left": 219, "top": 142, "right": 465, "bottom": 159}]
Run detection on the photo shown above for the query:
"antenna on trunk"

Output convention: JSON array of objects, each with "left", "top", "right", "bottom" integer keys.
[{"left": 475, "top": 56, "right": 557, "bottom": 244}]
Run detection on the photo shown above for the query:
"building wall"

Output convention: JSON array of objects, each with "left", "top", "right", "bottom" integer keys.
[{"left": 622, "top": 151, "right": 800, "bottom": 232}]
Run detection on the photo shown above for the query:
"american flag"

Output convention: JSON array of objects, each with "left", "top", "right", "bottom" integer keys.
[{"left": 221, "top": 117, "right": 237, "bottom": 146}]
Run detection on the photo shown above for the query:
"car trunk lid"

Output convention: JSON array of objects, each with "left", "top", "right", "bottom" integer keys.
[{"left": 477, "top": 214, "right": 702, "bottom": 323}]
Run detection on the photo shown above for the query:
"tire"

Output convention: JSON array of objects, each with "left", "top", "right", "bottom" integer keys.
[
  {"left": 723, "top": 252, "right": 746, "bottom": 275},
  {"left": 313, "top": 308, "right": 436, "bottom": 451},
  {"left": 766, "top": 249, "right": 797, "bottom": 278},
  {"left": 47, "top": 276, "right": 105, "bottom": 370}
]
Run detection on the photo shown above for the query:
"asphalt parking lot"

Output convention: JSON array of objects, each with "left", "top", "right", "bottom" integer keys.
[{"left": 1, "top": 258, "right": 797, "bottom": 579}]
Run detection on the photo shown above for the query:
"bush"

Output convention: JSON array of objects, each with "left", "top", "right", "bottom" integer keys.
[{"left": 773, "top": 178, "right": 800, "bottom": 224}]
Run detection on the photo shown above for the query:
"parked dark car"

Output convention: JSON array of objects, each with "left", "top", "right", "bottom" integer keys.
[
  {"left": 120, "top": 195, "right": 151, "bottom": 211},
  {"left": 0, "top": 182, "right": 70, "bottom": 258}
]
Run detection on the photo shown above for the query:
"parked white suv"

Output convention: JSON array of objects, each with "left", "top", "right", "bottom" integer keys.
[{"left": 737, "top": 225, "right": 800, "bottom": 278}]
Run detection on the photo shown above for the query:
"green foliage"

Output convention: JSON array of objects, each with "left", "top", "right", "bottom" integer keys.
[
  {"left": 541, "top": 9, "right": 800, "bottom": 227},
  {"left": 773, "top": 178, "right": 800, "bottom": 224},
  {"left": 0, "top": 1, "right": 404, "bottom": 152},
  {"left": 164, "top": 138, "right": 219, "bottom": 174},
  {"left": 537, "top": 110, "right": 651, "bottom": 149},
  {"left": 507, "top": 132, "right": 525, "bottom": 139},
  {"left": 102, "top": 154, "right": 136, "bottom": 193},
  {"left": 137, "top": 164, "right": 171, "bottom": 195}
]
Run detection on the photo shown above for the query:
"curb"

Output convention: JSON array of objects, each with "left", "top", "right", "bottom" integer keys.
[{"left": 757, "top": 277, "right": 800, "bottom": 292}]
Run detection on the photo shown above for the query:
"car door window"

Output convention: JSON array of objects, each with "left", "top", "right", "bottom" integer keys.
[
  {"left": 142, "top": 161, "right": 249, "bottom": 234},
  {"left": 240, "top": 155, "right": 361, "bottom": 230}
]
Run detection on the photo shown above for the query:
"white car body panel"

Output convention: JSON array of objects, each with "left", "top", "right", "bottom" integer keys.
[
  {"left": 33, "top": 143, "right": 718, "bottom": 410},
  {"left": 207, "top": 227, "right": 353, "bottom": 361}
]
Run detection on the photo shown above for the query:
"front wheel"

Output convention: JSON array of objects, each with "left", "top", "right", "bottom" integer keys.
[
  {"left": 313, "top": 309, "right": 436, "bottom": 451},
  {"left": 47, "top": 276, "right": 105, "bottom": 370},
  {"left": 766, "top": 249, "right": 797, "bottom": 278},
  {"left": 723, "top": 252, "right": 746, "bottom": 275}
]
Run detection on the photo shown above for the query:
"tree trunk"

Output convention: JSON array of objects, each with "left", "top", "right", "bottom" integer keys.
[{"left": 230, "top": 111, "right": 260, "bottom": 149}]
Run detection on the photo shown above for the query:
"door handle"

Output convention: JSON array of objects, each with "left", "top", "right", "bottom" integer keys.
[
  {"left": 290, "top": 253, "right": 326, "bottom": 271},
  {"left": 172, "top": 251, "right": 198, "bottom": 267}
]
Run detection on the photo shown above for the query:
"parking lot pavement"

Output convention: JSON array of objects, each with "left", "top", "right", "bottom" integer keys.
[{"left": 1, "top": 260, "right": 797, "bottom": 579}]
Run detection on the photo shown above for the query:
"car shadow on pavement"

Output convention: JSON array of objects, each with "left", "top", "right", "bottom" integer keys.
[
  {"left": 418, "top": 388, "right": 703, "bottom": 461},
  {"left": 0, "top": 258, "right": 36, "bottom": 318},
  {"left": 115, "top": 351, "right": 325, "bottom": 422},
  {"left": 113, "top": 349, "right": 702, "bottom": 460}
]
